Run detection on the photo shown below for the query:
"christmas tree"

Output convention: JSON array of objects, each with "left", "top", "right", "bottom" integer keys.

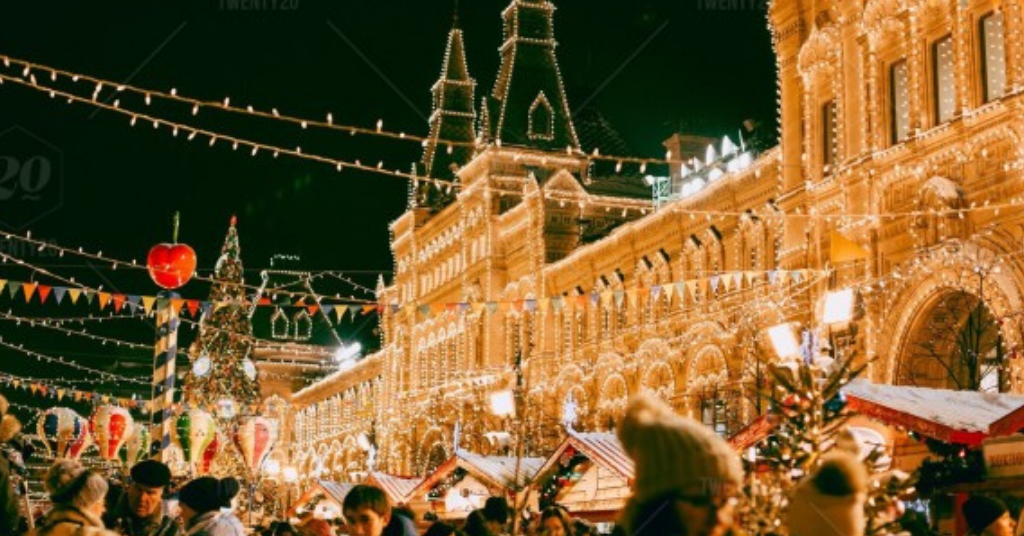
[
  {"left": 181, "top": 216, "right": 261, "bottom": 412},
  {"left": 741, "top": 357, "right": 915, "bottom": 536}
]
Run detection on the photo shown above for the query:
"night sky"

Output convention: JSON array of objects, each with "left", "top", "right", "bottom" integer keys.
[{"left": 0, "top": 1, "right": 775, "bottom": 419}]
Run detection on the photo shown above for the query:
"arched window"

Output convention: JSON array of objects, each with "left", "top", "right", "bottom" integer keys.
[{"left": 528, "top": 92, "right": 555, "bottom": 141}]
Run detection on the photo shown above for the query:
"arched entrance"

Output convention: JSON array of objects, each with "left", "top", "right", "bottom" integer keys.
[{"left": 897, "top": 288, "right": 1006, "bottom": 392}]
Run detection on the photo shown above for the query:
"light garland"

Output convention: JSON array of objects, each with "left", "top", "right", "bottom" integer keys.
[
  {"left": 0, "top": 310, "right": 151, "bottom": 350},
  {"left": 0, "top": 336, "right": 149, "bottom": 384}
]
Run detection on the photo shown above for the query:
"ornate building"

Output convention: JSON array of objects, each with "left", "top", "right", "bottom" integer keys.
[{"left": 289, "top": 0, "right": 1024, "bottom": 479}]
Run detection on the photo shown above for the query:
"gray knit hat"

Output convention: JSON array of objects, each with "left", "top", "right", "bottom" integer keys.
[{"left": 45, "top": 459, "right": 108, "bottom": 510}]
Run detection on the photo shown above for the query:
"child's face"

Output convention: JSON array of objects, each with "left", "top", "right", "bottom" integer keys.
[{"left": 343, "top": 506, "right": 391, "bottom": 536}]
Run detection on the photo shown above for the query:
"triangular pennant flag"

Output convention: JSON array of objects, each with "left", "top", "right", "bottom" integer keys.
[
  {"left": 335, "top": 306, "right": 347, "bottom": 323},
  {"left": 389, "top": 304, "right": 401, "bottom": 314},
  {"left": 321, "top": 304, "right": 335, "bottom": 319},
  {"left": 601, "top": 291, "right": 613, "bottom": 307},
  {"left": 57, "top": 388, "right": 65, "bottom": 401},
  {"left": 650, "top": 285, "right": 662, "bottom": 300},
  {"left": 187, "top": 300, "right": 201, "bottom": 317},
  {"left": 36, "top": 285, "right": 51, "bottom": 304},
  {"left": 293, "top": 296, "right": 306, "bottom": 307},
  {"left": 498, "top": 302, "right": 511, "bottom": 313},
  {"left": 721, "top": 275, "right": 732, "bottom": 292},
  {"left": 709, "top": 276, "right": 720, "bottom": 293},
  {"left": 471, "top": 302, "right": 486, "bottom": 314},
  {"left": 768, "top": 270, "right": 779, "bottom": 285},
  {"left": 458, "top": 303, "right": 470, "bottom": 314},
  {"left": 445, "top": 303, "right": 459, "bottom": 313},
  {"left": 347, "top": 305, "right": 361, "bottom": 320},
  {"left": 126, "top": 295, "right": 141, "bottom": 312},
  {"left": 745, "top": 271, "right": 755, "bottom": 286},
  {"left": 523, "top": 300, "right": 537, "bottom": 312},
  {"left": 112, "top": 294, "right": 126, "bottom": 313},
  {"left": 675, "top": 282, "right": 686, "bottom": 302},
  {"left": 626, "top": 289, "right": 638, "bottom": 308},
  {"left": 792, "top": 270, "right": 804, "bottom": 284},
  {"left": 21, "top": 283, "right": 37, "bottom": 303},
  {"left": 201, "top": 301, "right": 214, "bottom": 317},
  {"left": 142, "top": 296, "right": 156, "bottom": 314},
  {"left": 662, "top": 283, "right": 674, "bottom": 303},
  {"left": 551, "top": 297, "right": 563, "bottom": 312},
  {"left": 486, "top": 302, "right": 499, "bottom": 314},
  {"left": 52, "top": 286, "right": 67, "bottom": 305},
  {"left": 67, "top": 288, "right": 81, "bottom": 304},
  {"left": 7, "top": 281, "right": 22, "bottom": 299},
  {"left": 81, "top": 290, "right": 95, "bottom": 305},
  {"left": 430, "top": 303, "right": 444, "bottom": 315},
  {"left": 613, "top": 291, "right": 625, "bottom": 308},
  {"left": 170, "top": 299, "right": 185, "bottom": 315},
  {"left": 258, "top": 297, "right": 272, "bottom": 306},
  {"left": 686, "top": 280, "right": 698, "bottom": 300},
  {"left": 418, "top": 305, "right": 431, "bottom": 318},
  {"left": 307, "top": 304, "right": 320, "bottom": 316},
  {"left": 537, "top": 298, "right": 549, "bottom": 313},
  {"left": 0, "top": 280, "right": 5, "bottom": 295}
]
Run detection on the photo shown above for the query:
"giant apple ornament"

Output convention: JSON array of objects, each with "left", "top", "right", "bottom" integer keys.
[{"left": 147, "top": 213, "right": 196, "bottom": 290}]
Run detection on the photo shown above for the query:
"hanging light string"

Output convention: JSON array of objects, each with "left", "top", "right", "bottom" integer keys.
[
  {"left": 0, "top": 336, "right": 150, "bottom": 385},
  {"left": 176, "top": 316, "right": 335, "bottom": 359},
  {"left": 0, "top": 230, "right": 378, "bottom": 305},
  {"left": 0, "top": 70, "right": 458, "bottom": 189},
  {"left": 312, "top": 272, "right": 377, "bottom": 297},
  {"left": 0, "top": 310, "right": 152, "bottom": 350},
  {"left": 0, "top": 53, "right": 690, "bottom": 171},
  {"left": 3, "top": 64, "right": 1023, "bottom": 221}
]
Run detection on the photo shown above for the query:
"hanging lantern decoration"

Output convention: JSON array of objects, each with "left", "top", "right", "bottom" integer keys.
[
  {"left": 120, "top": 424, "right": 151, "bottom": 468},
  {"left": 174, "top": 409, "right": 216, "bottom": 467},
  {"left": 90, "top": 406, "right": 134, "bottom": 460},
  {"left": 147, "top": 212, "right": 197, "bottom": 290},
  {"left": 198, "top": 432, "right": 223, "bottom": 475},
  {"left": 234, "top": 416, "right": 278, "bottom": 475},
  {"left": 38, "top": 408, "right": 92, "bottom": 460}
]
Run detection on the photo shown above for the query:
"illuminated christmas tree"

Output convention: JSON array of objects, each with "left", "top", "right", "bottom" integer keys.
[{"left": 181, "top": 216, "right": 260, "bottom": 416}]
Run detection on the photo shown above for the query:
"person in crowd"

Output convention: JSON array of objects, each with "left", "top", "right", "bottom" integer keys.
[
  {"left": 30, "top": 460, "right": 121, "bottom": 536},
  {"left": 177, "top": 477, "right": 244, "bottom": 536},
  {"left": 786, "top": 451, "right": 867, "bottom": 536},
  {"left": 962, "top": 496, "right": 1016, "bottom": 536},
  {"left": 481, "top": 498, "right": 509, "bottom": 535},
  {"left": 264, "top": 521, "right": 297, "bottom": 536},
  {"left": 105, "top": 460, "right": 179, "bottom": 536},
  {"left": 461, "top": 511, "right": 494, "bottom": 536},
  {"left": 422, "top": 522, "right": 462, "bottom": 536},
  {"left": 0, "top": 394, "right": 22, "bottom": 536},
  {"left": 537, "top": 508, "right": 573, "bottom": 536},
  {"left": 341, "top": 485, "right": 416, "bottom": 536},
  {"left": 616, "top": 394, "right": 745, "bottom": 536},
  {"left": 296, "top": 511, "right": 334, "bottom": 536},
  {"left": 573, "top": 520, "right": 596, "bottom": 536}
]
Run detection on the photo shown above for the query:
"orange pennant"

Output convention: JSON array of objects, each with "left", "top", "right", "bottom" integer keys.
[
  {"left": 97, "top": 292, "right": 111, "bottom": 310},
  {"left": 171, "top": 299, "right": 185, "bottom": 315},
  {"left": 22, "top": 283, "right": 38, "bottom": 303}
]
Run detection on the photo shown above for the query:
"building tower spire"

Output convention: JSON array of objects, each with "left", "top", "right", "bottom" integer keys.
[
  {"left": 485, "top": 0, "right": 580, "bottom": 152},
  {"left": 418, "top": 14, "right": 477, "bottom": 211}
]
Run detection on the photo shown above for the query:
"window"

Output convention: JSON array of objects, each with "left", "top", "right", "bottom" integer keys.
[
  {"left": 822, "top": 100, "right": 837, "bottom": 171},
  {"left": 891, "top": 61, "right": 911, "bottom": 143},
  {"left": 980, "top": 12, "right": 1007, "bottom": 103},
  {"left": 528, "top": 92, "right": 554, "bottom": 140},
  {"left": 700, "top": 397, "right": 729, "bottom": 436},
  {"left": 933, "top": 35, "right": 956, "bottom": 123}
]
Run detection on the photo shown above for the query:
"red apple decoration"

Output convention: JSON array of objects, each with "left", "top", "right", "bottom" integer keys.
[
  {"left": 147, "top": 212, "right": 197, "bottom": 290},
  {"left": 148, "top": 242, "right": 197, "bottom": 289}
]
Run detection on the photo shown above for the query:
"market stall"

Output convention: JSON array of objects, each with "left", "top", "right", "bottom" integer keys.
[
  {"left": 364, "top": 471, "right": 422, "bottom": 507},
  {"left": 532, "top": 431, "right": 633, "bottom": 522},
  {"left": 406, "top": 449, "right": 543, "bottom": 522}
]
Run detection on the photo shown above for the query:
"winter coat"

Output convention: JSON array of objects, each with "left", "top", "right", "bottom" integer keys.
[
  {"left": 30, "top": 505, "right": 122, "bottom": 536},
  {"left": 184, "top": 511, "right": 245, "bottom": 536},
  {"left": 381, "top": 512, "right": 417, "bottom": 536},
  {"left": 104, "top": 493, "right": 180, "bottom": 536},
  {"left": 0, "top": 455, "right": 20, "bottom": 536}
]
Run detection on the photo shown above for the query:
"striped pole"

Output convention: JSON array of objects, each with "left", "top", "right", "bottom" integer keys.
[{"left": 152, "top": 291, "right": 179, "bottom": 462}]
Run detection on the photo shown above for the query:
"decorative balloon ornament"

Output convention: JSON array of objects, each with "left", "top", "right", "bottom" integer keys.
[
  {"left": 234, "top": 416, "right": 278, "bottom": 476},
  {"left": 198, "top": 432, "right": 223, "bottom": 476},
  {"left": 174, "top": 409, "right": 216, "bottom": 471},
  {"left": 120, "top": 424, "right": 151, "bottom": 468},
  {"left": 38, "top": 407, "right": 92, "bottom": 460},
  {"left": 147, "top": 212, "right": 197, "bottom": 290},
  {"left": 90, "top": 406, "right": 134, "bottom": 460}
]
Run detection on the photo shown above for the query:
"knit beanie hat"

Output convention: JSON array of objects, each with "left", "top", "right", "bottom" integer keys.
[
  {"left": 962, "top": 495, "right": 1007, "bottom": 535},
  {"left": 179, "top": 476, "right": 241, "bottom": 515},
  {"left": 618, "top": 394, "right": 742, "bottom": 505},
  {"left": 787, "top": 451, "right": 868, "bottom": 536},
  {"left": 45, "top": 459, "right": 109, "bottom": 511}
]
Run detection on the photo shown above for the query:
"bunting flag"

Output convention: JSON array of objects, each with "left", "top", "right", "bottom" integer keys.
[
  {"left": 112, "top": 294, "right": 126, "bottom": 313},
  {"left": 142, "top": 296, "right": 156, "bottom": 313},
  {"left": 7, "top": 281, "right": 21, "bottom": 299},
  {"left": 613, "top": 291, "right": 624, "bottom": 308},
  {"left": 709, "top": 276, "right": 720, "bottom": 294},
  {"left": 187, "top": 300, "right": 200, "bottom": 317},
  {"left": 52, "top": 286, "right": 67, "bottom": 305},
  {"left": 0, "top": 280, "right": 5, "bottom": 294},
  {"left": 97, "top": 292, "right": 110, "bottom": 309},
  {"left": 37, "top": 285, "right": 51, "bottom": 304},
  {"left": 68, "top": 288, "right": 81, "bottom": 304}
]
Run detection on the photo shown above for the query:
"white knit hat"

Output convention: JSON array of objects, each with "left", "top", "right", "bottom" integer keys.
[
  {"left": 618, "top": 394, "right": 743, "bottom": 504},
  {"left": 787, "top": 451, "right": 868, "bottom": 536}
]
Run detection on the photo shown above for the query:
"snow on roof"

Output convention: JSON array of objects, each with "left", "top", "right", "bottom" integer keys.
[
  {"left": 843, "top": 380, "right": 1024, "bottom": 445},
  {"left": 365, "top": 472, "right": 422, "bottom": 504}
]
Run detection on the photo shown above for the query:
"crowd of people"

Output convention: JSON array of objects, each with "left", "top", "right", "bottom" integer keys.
[{"left": 0, "top": 394, "right": 1023, "bottom": 535}]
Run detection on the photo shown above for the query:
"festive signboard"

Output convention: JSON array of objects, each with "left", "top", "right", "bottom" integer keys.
[{"left": 982, "top": 435, "right": 1024, "bottom": 479}]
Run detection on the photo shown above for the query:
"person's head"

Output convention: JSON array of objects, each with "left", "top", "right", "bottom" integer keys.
[
  {"left": 787, "top": 451, "right": 868, "bottom": 536},
  {"left": 539, "top": 508, "right": 573, "bottom": 536},
  {"left": 482, "top": 496, "right": 509, "bottom": 534},
  {"left": 462, "top": 510, "right": 492, "bottom": 536},
  {"left": 45, "top": 459, "right": 109, "bottom": 518},
  {"left": 617, "top": 395, "right": 743, "bottom": 536},
  {"left": 342, "top": 485, "right": 391, "bottom": 536},
  {"left": 963, "top": 496, "right": 1015, "bottom": 536},
  {"left": 127, "top": 460, "right": 172, "bottom": 519},
  {"left": 178, "top": 476, "right": 240, "bottom": 524},
  {"left": 423, "top": 521, "right": 458, "bottom": 536}
]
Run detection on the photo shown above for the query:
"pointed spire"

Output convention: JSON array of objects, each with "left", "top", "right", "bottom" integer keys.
[{"left": 211, "top": 216, "right": 245, "bottom": 303}]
